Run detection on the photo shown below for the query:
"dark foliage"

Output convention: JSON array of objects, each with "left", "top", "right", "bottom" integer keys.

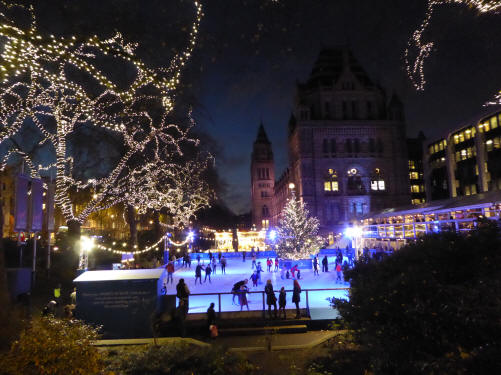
[{"left": 332, "top": 220, "right": 501, "bottom": 374}]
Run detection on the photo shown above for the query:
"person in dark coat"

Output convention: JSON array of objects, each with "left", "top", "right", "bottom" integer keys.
[
  {"left": 220, "top": 256, "right": 227, "bottom": 274},
  {"left": 232, "top": 279, "right": 248, "bottom": 304},
  {"left": 243, "top": 251, "right": 246, "bottom": 262},
  {"left": 313, "top": 256, "right": 319, "bottom": 276},
  {"left": 195, "top": 264, "right": 203, "bottom": 284},
  {"left": 278, "top": 287, "right": 287, "bottom": 319},
  {"left": 204, "top": 264, "right": 212, "bottom": 283},
  {"left": 207, "top": 302, "right": 216, "bottom": 337},
  {"left": 292, "top": 279, "right": 301, "bottom": 318},
  {"left": 250, "top": 271, "right": 259, "bottom": 287},
  {"left": 264, "top": 280, "right": 277, "bottom": 319},
  {"left": 176, "top": 278, "right": 190, "bottom": 314},
  {"left": 322, "top": 256, "right": 329, "bottom": 272},
  {"left": 238, "top": 285, "right": 249, "bottom": 311}
]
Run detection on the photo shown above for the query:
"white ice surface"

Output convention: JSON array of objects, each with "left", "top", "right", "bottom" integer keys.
[{"left": 165, "top": 257, "right": 349, "bottom": 313}]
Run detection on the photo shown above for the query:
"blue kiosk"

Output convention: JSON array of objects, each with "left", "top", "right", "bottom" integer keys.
[{"left": 74, "top": 269, "right": 166, "bottom": 338}]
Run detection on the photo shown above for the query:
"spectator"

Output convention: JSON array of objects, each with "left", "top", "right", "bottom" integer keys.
[
  {"left": 265, "top": 280, "right": 277, "bottom": 319},
  {"left": 292, "top": 279, "right": 301, "bottom": 318},
  {"left": 207, "top": 302, "right": 217, "bottom": 338},
  {"left": 322, "top": 256, "right": 329, "bottom": 272},
  {"left": 278, "top": 287, "right": 287, "bottom": 319},
  {"left": 176, "top": 278, "right": 190, "bottom": 314}
]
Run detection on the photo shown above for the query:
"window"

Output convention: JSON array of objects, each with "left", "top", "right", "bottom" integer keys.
[
  {"left": 411, "top": 185, "right": 420, "bottom": 193},
  {"left": 347, "top": 168, "right": 364, "bottom": 192},
  {"left": 369, "top": 138, "right": 376, "bottom": 153},
  {"left": 342, "top": 101, "right": 348, "bottom": 119},
  {"left": 265, "top": 168, "right": 269, "bottom": 179},
  {"left": 345, "top": 139, "right": 352, "bottom": 153},
  {"left": 261, "top": 219, "right": 269, "bottom": 229},
  {"left": 330, "top": 139, "right": 336, "bottom": 154},
  {"left": 409, "top": 160, "right": 416, "bottom": 170},
  {"left": 370, "top": 168, "right": 386, "bottom": 191},
  {"left": 262, "top": 205, "right": 269, "bottom": 217},
  {"left": 366, "top": 101, "right": 373, "bottom": 119},
  {"left": 351, "top": 101, "right": 358, "bottom": 119},
  {"left": 409, "top": 172, "right": 419, "bottom": 180},
  {"left": 354, "top": 138, "right": 360, "bottom": 153},
  {"left": 377, "top": 138, "right": 384, "bottom": 154},
  {"left": 324, "top": 169, "right": 339, "bottom": 193},
  {"left": 322, "top": 139, "right": 328, "bottom": 154}
]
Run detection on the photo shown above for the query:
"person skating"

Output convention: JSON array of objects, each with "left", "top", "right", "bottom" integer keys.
[
  {"left": 218, "top": 251, "right": 222, "bottom": 263},
  {"left": 280, "top": 266, "right": 286, "bottom": 280},
  {"left": 291, "top": 265, "right": 296, "bottom": 279},
  {"left": 256, "top": 261, "right": 263, "bottom": 284},
  {"left": 166, "top": 261, "right": 174, "bottom": 284},
  {"left": 297, "top": 269, "right": 301, "bottom": 280},
  {"left": 265, "top": 279, "right": 277, "bottom": 319},
  {"left": 243, "top": 251, "right": 246, "bottom": 262},
  {"left": 322, "top": 255, "right": 328, "bottom": 272},
  {"left": 220, "top": 256, "right": 227, "bottom": 274},
  {"left": 208, "top": 250, "right": 213, "bottom": 262},
  {"left": 212, "top": 257, "right": 217, "bottom": 275},
  {"left": 278, "top": 287, "right": 287, "bottom": 319},
  {"left": 197, "top": 254, "right": 201, "bottom": 264},
  {"left": 292, "top": 279, "right": 301, "bottom": 318},
  {"left": 335, "top": 263, "right": 342, "bottom": 283},
  {"left": 266, "top": 258, "right": 272, "bottom": 272},
  {"left": 313, "top": 256, "right": 319, "bottom": 276},
  {"left": 232, "top": 279, "right": 248, "bottom": 304},
  {"left": 238, "top": 285, "right": 249, "bottom": 311},
  {"left": 195, "top": 263, "right": 203, "bottom": 285},
  {"left": 274, "top": 257, "right": 279, "bottom": 271},
  {"left": 187, "top": 254, "right": 192, "bottom": 268},
  {"left": 176, "top": 278, "right": 190, "bottom": 314},
  {"left": 204, "top": 263, "right": 212, "bottom": 283},
  {"left": 250, "top": 271, "right": 259, "bottom": 287},
  {"left": 251, "top": 254, "right": 256, "bottom": 269}
]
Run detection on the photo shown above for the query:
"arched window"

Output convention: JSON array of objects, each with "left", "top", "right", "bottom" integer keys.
[
  {"left": 347, "top": 168, "right": 364, "bottom": 193},
  {"left": 370, "top": 168, "right": 386, "bottom": 191},
  {"left": 324, "top": 169, "right": 339, "bottom": 192},
  {"left": 262, "top": 205, "right": 269, "bottom": 217}
]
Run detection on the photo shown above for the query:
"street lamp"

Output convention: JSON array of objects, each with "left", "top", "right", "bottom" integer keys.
[
  {"left": 288, "top": 182, "right": 295, "bottom": 190},
  {"left": 78, "top": 235, "right": 95, "bottom": 270}
]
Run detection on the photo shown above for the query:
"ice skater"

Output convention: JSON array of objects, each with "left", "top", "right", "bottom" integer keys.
[
  {"left": 204, "top": 263, "right": 212, "bottom": 283},
  {"left": 266, "top": 258, "right": 272, "bottom": 272},
  {"left": 238, "top": 285, "right": 249, "bottom": 311},
  {"left": 232, "top": 279, "right": 248, "bottom": 304},
  {"left": 335, "top": 263, "right": 342, "bottom": 283},
  {"left": 322, "top": 255, "right": 328, "bottom": 272},
  {"left": 195, "top": 263, "right": 203, "bottom": 285},
  {"left": 212, "top": 257, "right": 217, "bottom": 274},
  {"left": 221, "top": 256, "right": 227, "bottom": 274},
  {"left": 280, "top": 266, "right": 286, "bottom": 280},
  {"left": 165, "top": 261, "right": 174, "bottom": 284},
  {"left": 274, "top": 257, "right": 279, "bottom": 272},
  {"left": 313, "top": 256, "right": 319, "bottom": 276},
  {"left": 256, "top": 262, "right": 263, "bottom": 284},
  {"left": 250, "top": 271, "right": 259, "bottom": 287},
  {"left": 243, "top": 251, "right": 246, "bottom": 262},
  {"left": 251, "top": 254, "right": 256, "bottom": 269}
]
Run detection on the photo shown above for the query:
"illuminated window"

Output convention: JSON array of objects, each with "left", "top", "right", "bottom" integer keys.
[
  {"left": 409, "top": 160, "right": 416, "bottom": 169},
  {"left": 411, "top": 185, "right": 420, "bottom": 193},
  {"left": 409, "top": 172, "right": 419, "bottom": 180},
  {"left": 370, "top": 169, "right": 385, "bottom": 191},
  {"left": 324, "top": 169, "right": 339, "bottom": 192},
  {"left": 261, "top": 219, "right": 269, "bottom": 229},
  {"left": 491, "top": 116, "right": 498, "bottom": 129}
]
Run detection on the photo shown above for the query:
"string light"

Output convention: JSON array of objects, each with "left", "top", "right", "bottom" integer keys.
[
  {"left": 405, "top": 0, "right": 501, "bottom": 92},
  {"left": 0, "top": 1, "right": 206, "bottom": 227}
]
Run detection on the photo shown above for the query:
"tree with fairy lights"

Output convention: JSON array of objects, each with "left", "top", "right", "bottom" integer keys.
[
  {"left": 276, "top": 188, "right": 324, "bottom": 260},
  {"left": 0, "top": 1, "right": 204, "bottom": 236}
]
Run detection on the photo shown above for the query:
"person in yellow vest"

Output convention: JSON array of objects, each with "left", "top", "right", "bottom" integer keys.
[{"left": 54, "top": 284, "right": 61, "bottom": 305}]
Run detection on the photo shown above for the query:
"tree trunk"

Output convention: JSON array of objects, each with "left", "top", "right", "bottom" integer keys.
[
  {"left": 67, "top": 219, "right": 81, "bottom": 252},
  {"left": 152, "top": 211, "right": 161, "bottom": 239},
  {"left": 126, "top": 205, "right": 138, "bottom": 246}
]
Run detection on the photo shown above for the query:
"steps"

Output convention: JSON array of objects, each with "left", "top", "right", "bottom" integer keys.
[{"left": 219, "top": 324, "right": 308, "bottom": 337}]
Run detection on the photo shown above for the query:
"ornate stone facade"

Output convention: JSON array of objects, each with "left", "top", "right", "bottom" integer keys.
[{"left": 251, "top": 48, "right": 411, "bottom": 235}]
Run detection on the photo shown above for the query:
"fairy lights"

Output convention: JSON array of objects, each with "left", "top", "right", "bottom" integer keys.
[
  {"left": 405, "top": 0, "right": 501, "bottom": 91},
  {"left": 0, "top": 1, "right": 206, "bottom": 228}
]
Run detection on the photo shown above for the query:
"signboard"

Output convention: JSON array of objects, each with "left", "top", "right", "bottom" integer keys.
[
  {"left": 30, "top": 178, "right": 43, "bottom": 232},
  {"left": 14, "top": 175, "right": 29, "bottom": 232}
]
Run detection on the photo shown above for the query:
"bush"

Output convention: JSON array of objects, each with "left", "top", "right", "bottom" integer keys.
[
  {"left": 1, "top": 317, "right": 103, "bottom": 375},
  {"left": 104, "top": 343, "right": 257, "bottom": 375},
  {"left": 332, "top": 220, "right": 501, "bottom": 374}
]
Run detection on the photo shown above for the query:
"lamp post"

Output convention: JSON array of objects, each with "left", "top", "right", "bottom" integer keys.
[{"left": 78, "top": 235, "right": 94, "bottom": 270}]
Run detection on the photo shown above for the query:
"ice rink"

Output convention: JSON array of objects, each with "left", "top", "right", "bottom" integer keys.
[{"left": 165, "top": 256, "right": 350, "bottom": 314}]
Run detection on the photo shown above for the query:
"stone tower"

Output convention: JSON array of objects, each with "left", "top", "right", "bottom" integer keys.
[{"left": 251, "top": 123, "right": 275, "bottom": 230}]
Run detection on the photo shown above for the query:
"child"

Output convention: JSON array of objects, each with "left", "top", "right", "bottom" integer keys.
[
  {"left": 297, "top": 269, "right": 301, "bottom": 280},
  {"left": 278, "top": 287, "right": 287, "bottom": 319},
  {"left": 250, "top": 271, "right": 259, "bottom": 287}
]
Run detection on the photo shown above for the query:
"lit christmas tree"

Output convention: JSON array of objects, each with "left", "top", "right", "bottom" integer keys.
[{"left": 276, "top": 192, "right": 324, "bottom": 260}]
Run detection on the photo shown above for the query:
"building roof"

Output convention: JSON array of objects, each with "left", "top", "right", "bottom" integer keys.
[
  {"left": 254, "top": 123, "right": 271, "bottom": 144},
  {"left": 74, "top": 269, "right": 164, "bottom": 282},
  {"left": 364, "top": 190, "right": 501, "bottom": 219},
  {"left": 299, "top": 47, "right": 374, "bottom": 90}
]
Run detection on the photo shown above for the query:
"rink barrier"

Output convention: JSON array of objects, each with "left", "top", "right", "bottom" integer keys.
[{"left": 182, "top": 287, "right": 350, "bottom": 319}]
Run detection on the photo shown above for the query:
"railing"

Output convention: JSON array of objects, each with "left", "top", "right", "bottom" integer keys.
[{"left": 181, "top": 287, "right": 350, "bottom": 319}]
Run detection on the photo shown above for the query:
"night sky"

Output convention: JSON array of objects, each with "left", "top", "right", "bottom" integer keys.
[
  {"left": 192, "top": 0, "right": 501, "bottom": 214},
  {"left": 12, "top": 0, "right": 501, "bottom": 214}
]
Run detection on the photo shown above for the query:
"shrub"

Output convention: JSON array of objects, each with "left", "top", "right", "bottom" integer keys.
[
  {"left": 332, "top": 220, "right": 501, "bottom": 374},
  {"left": 1, "top": 317, "right": 103, "bottom": 375},
  {"left": 104, "top": 343, "right": 257, "bottom": 375}
]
